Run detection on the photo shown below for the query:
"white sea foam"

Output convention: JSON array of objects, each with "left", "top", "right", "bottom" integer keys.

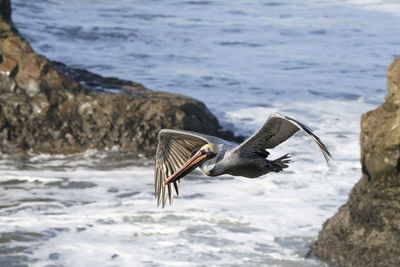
[{"left": 342, "top": 0, "right": 400, "bottom": 15}]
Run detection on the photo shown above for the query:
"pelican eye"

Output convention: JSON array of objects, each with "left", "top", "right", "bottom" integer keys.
[
  {"left": 198, "top": 149, "right": 208, "bottom": 156},
  {"left": 189, "top": 148, "right": 200, "bottom": 158}
]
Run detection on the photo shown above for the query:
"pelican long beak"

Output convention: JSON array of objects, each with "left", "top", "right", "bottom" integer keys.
[{"left": 164, "top": 150, "right": 216, "bottom": 186}]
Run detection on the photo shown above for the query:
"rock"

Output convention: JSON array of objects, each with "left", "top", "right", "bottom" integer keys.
[
  {"left": 0, "top": 0, "right": 11, "bottom": 25},
  {"left": 0, "top": 0, "right": 241, "bottom": 158},
  {"left": 310, "top": 57, "right": 400, "bottom": 266}
]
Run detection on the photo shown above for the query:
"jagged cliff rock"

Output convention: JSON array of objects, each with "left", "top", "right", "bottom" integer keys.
[
  {"left": 0, "top": 0, "right": 239, "bottom": 158},
  {"left": 310, "top": 57, "right": 400, "bottom": 266}
]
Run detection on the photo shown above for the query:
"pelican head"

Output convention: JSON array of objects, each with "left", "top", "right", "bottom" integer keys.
[{"left": 163, "top": 143, "right": 218, "bottom": 186}]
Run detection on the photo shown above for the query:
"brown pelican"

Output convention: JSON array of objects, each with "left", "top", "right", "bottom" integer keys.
[{"left": 155, "top": 112, "right": 332, "bottom": 207}]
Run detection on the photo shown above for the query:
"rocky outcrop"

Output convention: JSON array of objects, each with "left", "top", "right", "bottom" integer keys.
[
  {"left": 310, "top": 57, "right": 400, "bottom": 266},
  {"left": 0, "top": 0, "right": 239, "bottom": 158},
  {"left": 0, "top": 0, "right": 10, "bottom": 23}
]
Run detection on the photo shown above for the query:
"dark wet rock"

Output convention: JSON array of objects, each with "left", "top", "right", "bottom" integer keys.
[
  {"left": 0, "top": 0, "right": 241, "bottom": 159},
  {"left": 0, "top": 0, "right": 14, "bottom": 30},
  {"left": 310, "top": 57, "right": 400, "bottom": 266},
  {"left": 52, "top": 61, "right": 147, "bottom": 94}
]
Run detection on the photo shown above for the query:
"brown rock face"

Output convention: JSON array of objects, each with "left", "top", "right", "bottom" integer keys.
[
  {"left": 0, "top": 0, "right": 239, "bottom": 158},
  {"left": 310, "top": 57, "right": 400, "bottom": 266},
  {"left": 0, "top": 0, "right": 11, "bottom": 24}
]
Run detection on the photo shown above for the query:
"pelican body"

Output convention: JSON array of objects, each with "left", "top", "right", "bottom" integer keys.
[{"left": 155, "top": 112, "right": 332, "bottom": 207}]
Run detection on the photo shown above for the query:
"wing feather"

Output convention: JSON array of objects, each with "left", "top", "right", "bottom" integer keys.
[
  {"left": 155, "top": 129, "right": 224, "bottom": 207},
  {"left": 233, "top": 113, "right": 332, "bottom": 165},
  {"left": 168, "top": 183, "right": 173, "bottom": 205},
  {"left": 173, "top": 181, "right": 180, "bottom": 196}
]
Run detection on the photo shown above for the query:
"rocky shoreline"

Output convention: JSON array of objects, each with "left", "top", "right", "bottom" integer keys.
[
  {"left": 310, "top": 57, "right": 400, "bottom": 266},
  {"left": 2, "top": 0, "right": 400, "bottom": 266},
  {"left": 0, "top": 0, "right": 240, "bottom": 159}
]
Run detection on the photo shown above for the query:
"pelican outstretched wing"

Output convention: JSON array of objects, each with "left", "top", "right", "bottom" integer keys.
[
  {"left": 155, "top": 129, "right": 223, "bottom": 207},
  {"left": 233, "top": 113, "right": 332, "bottom": 165}
]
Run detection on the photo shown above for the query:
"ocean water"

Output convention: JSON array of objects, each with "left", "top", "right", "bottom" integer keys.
[{"left": 2, "top": 0, "right": 400, "bottom": 266}]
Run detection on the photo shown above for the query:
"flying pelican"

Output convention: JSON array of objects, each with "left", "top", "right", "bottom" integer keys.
[{"left": 155, "top": 112, "right": 332, "bottom": 207}]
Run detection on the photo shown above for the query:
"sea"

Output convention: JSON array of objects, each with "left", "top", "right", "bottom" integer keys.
[{"left": 1, "top": 0, "right": 400, "bottom": 266}]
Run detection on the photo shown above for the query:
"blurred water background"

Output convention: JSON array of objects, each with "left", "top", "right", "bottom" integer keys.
[{"left": 1, "top": 0, "right": 400, "bottom": 266}]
